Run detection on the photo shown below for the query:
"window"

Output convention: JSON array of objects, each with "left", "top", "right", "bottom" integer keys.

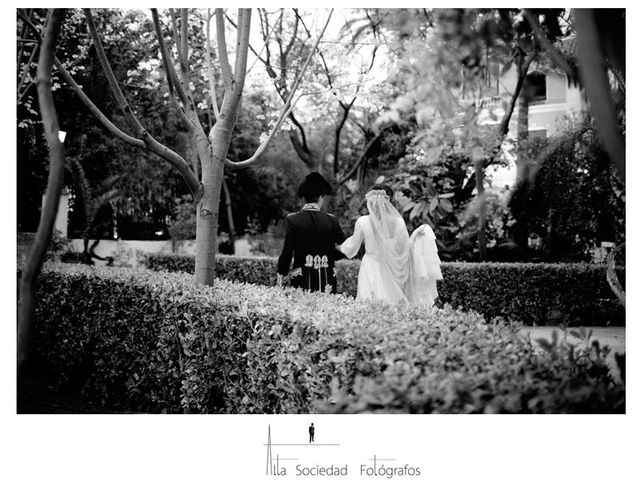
[{"left": 526, "top": 72, "right": 546, "bottom": 104}]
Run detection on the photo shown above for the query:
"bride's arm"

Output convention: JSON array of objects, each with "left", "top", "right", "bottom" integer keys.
[{"left": 337, "top": 217, "right": 364, "bottom": 259}]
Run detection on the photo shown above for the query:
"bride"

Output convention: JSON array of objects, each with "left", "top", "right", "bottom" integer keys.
[{"left": 337, "top": 185, "right": 442, "bottom": 306}]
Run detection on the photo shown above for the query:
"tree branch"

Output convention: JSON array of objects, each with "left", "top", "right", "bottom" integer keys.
[
  {"left": 574, "top": 9, "right": 625, "bottom": 182},
  {"left": 523, "top": 9, "right": 578, "bottom": 83},
  {"left": 225, "top": 94, "right": 302, "bottom": 169},
  {"left": 224, "top": 8, "right": 278, "bottom": 77},
  {"left": 85, "top": 8, "right": 202, "bottom": 199},
  {"left": 334, "top": 97, "right": 357, "bottom": 176},
  {"left": 606, "top": 243, "right": 625, "bottom": 307},
  {"left": 338, "top": 128, "right": 385, "bottom": 185},
  {"left": 284, "top": 9, "right": 300, "bottom": 59},
  {"left": 205, "top": 9, "right": 220, "bottom": 121},
  {"left": 84, "top": 9, "right": 136, "bottom": 116},
  {"left": 226, "top": 10, "right": 334, "bottom": 169},
  {"left": 152, "top": 8, "right": 200, "bottom": 136},
  {"left": 18, "top": 10, "right": 146, "bottom": 148},
  {"left": 234, "top": 9, "right": 246, "bottom": 75},
  {"left": 16, "top": 9, "right": 33, "bottom": 66},
  {"left": 233, "top": 8, "right": 252, "bottom": 88},
  {"left": 17, "top": 46, "right": 38, "bottom": 105},
  {"left": 216, "top": 9, "right": 234, "bottom": 88},
  {"left": 54, "top": 58, "right": 145, "bottom": 148},
  {"left": 180, "top": 8, "right": 189, "bottom": 71},
  {"left": 499, "top": 51, "right": 536, "bottom": 136},
  {"left": 17, "top": 12, "right": 39, "bottom": 104},
  {"left": 151, "top": 9, "right": 189, "bottom": 105},
  {"left": 168, "top": 10, "right": 184, "bottom": 74}
]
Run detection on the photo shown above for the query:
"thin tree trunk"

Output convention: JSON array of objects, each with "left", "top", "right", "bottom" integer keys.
[
  {"left": 18, "top": 8, "right": 66, "bottom": 385},
  {"left": 513, "top": 87, "right": 531, "bottom": 250},
  {"left": 333, "top": 106, "right": 351, "bottom": 178},
  {"left": 500, "top": 54, "right": 535, "bottom": 137},
  {"left": 222, "top": 178, "right": 236, "bottom": 254},
  {"left": 337, "top": 128, "right": 385, "bottom": 186},
  {"left": 574, "top": 9, "right": 625, "bottom": 183},
  {"left": 475, "top": 162, "right": 487, "bottom": 261},
  {"left": 478, "top": 51, "right": 536, "bottom": 258},
  {"left": 188, "top": 134, "right": 200, "bottom": 181},
  {"left": 516, "top": 87, "right": 530, "bottom": 179},
  {"left": 289, "top": 128, "right": 317, "bottom": 169},
  {"left": 606, "top": 243, "right": 625, "bottom": 308}
]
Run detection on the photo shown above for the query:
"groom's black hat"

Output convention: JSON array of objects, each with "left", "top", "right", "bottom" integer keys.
[{"left": 297, "top": 172, "right": 332, "bottom": 201}]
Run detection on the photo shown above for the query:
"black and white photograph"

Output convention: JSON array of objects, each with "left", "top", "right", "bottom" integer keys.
[{"left": 7, "top": 4, "right": 636, "bottom": 479}]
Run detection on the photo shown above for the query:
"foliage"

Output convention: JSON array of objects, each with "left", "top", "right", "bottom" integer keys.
[
  {"left": 17, "top": 9, "right": 315, "bottom": 239},
  {"left": 142, "top": 254, "right": 624, "bottom": 326},
  {"left": 437, "top": 261, "right": 623, "bottom": 326},
  {"left": 18, "top": 9, "right": 186, "bottom": 237},
  {"left": 17, "top": 126, "right": 50, "bottom": 232},
  {"left": 168, "top": 195, "right": 197, "bottom": 240},
  {"left": 245, "top": 224, "right": 287, "bottom": 258},
  {"left": 509, "top": 121, "right": 625, "bottom": 261},
  {"left": 383, "top": 142, "right": 475, "bottom": 259},
  {"left": 362, "top": 9, "right": 575, "bottom": 260},
  {"left": 457, "top": 191, "right": 517, "bottom": 260},
  {"left": 45, "top": 229, "right": 69, "bottom": 262},
  {"left": 32, "top": 263, "right": 624, "bottom": 413}
]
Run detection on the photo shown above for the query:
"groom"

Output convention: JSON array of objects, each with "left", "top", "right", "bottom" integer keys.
[{"left": 277, "top": 172, "right": 345, "bottom": 293}]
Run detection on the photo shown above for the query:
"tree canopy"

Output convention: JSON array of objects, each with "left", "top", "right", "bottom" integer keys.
[{"left": 17, "top": 8, "right": 625, "bottom": 262}]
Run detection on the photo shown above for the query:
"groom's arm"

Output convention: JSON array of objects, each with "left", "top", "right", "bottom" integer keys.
[
  {"left": 332, "top": 216, "right": 347, "bottom": 261},
  {"left": 277, "top": 216, "right": 295, "bottom": 278}
]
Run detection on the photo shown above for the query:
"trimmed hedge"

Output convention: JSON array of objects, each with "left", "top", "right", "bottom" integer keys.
[
  {"left": 31, "top": 263, "right": 624, "bottom": 413},
  {"left": 142, "top": 254, "right": 624, "bottom": 326}
]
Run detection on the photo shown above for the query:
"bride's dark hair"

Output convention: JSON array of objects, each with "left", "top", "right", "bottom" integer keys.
[{"left": 368, "top": 184, "right": 394, "bottom": 199}]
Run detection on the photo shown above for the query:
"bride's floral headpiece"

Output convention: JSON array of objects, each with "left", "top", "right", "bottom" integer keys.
[{"left": 365, "top": 189, "right": 390, "bottom": 200}]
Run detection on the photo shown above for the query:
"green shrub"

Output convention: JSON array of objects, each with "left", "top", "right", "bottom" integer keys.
[
  {"left": 31, "top": 263, "right": 624, "bottom": 413},
  {"left": 438, "top": 262, "right": 624, "bottom": 326},
  {"left": 141, "top": 254, "right": 624, "bottom": 326}
]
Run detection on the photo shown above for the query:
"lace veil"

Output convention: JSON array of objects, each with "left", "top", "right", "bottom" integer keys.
[{"left": 365, "top": 189, "right": 412, "bottom": 288}]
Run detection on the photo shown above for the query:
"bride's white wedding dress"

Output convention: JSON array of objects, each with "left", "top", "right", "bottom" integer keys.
[{"left": 338, "top": 190, "right": 442, "bottom": 306}]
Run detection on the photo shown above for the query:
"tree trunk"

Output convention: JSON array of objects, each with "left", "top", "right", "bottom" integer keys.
[
  {"left": 195, "top": 131, "right": 226, "bottom": 285},
  {"left": 512, "top": 86, "right": 531, "bottom": 250},
  {"left": 18, "top": 8, "right": 66, "bottom": 385},
  {"left": 516, "top": 87, "right": 530, "bottom": 179},
  {"left": 483, "top": 51, "right": 535, "bottom": 256},
  {"left": 289, "top": 129, "right": 318, "bottom": 170},
  {"left": 574, "top": 9, "right": 625, "bottom": 183},
  {"left": 333, "top": 103, "right": 352, "bottom": 177},
  {"left": 195, "top": 171, "right": 223, "bottom": 285},
  {"left": 193, "top": 8, "right": 252, "bottom": 285},
  {"left": 195, "top": 88, "right": 242, "bottom": 284},
  {"left": 475, "top": 161, "right": 487, "bottom": 261},
  {"left": 222, "top": 177, "right": 236, "bottom": 254},
  {"left": 606, "top": 243, "right": 625, "bottom": 308}
]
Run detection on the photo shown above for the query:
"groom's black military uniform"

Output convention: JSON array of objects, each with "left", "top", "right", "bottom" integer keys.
[
  {"left": 277, "top": 172, "right": 345, "bottom": 293},
  {"left": 277, "top": 205, "right": 345, "bottom": 293}
]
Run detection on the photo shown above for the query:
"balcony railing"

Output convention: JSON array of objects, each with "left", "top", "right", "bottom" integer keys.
[{"left": 474, "top": 95, "right": 503, "bottom": 111}]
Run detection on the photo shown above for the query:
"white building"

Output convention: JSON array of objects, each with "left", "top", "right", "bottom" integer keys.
[{"left": 480, "top": 64, "right": 587, "bottom": 190}]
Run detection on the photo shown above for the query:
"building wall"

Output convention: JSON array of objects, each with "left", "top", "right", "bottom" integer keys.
[
  {"left": 483, "top": 67, "right": 586, "bottom": 190},
  {"left": 545, "top": 72, "right": 567, "bottom": 103},
  {"left": 528, "top": 72, "right": 585, "bottom": 137}
]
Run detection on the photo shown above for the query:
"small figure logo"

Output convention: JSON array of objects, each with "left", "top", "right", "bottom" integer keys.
[{"left": 308, "top": 422, "right": 315, "bottom": 443}]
